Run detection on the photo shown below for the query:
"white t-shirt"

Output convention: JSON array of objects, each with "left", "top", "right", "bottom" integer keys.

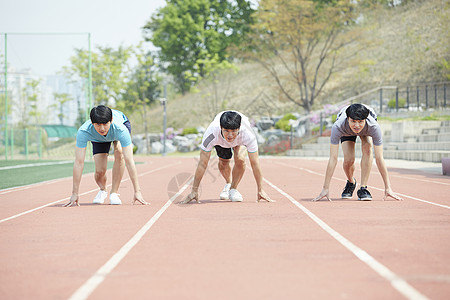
[{"left": 200, "top": 111, "right": 258, "bottom": 153}]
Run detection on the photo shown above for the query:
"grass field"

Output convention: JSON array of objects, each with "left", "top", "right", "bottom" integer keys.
[{"left": 0, "top": 160, "right": 114, "bottom": 190}]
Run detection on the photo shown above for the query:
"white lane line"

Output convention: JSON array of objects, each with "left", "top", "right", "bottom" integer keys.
[
  {"left": 0, "top": 161, "right": 182, "bottom": 224},
  {"left": 274, "top": 161, "right": 450, "bottom": 210},
  {"left": 389, "top": 175, "right": 450, "bottom": 186},
  {"left": 264, "top": 178, "right": 429, "bottom": 300},
  {"left": 0, "top": 160, "right": 154, "bottom": 195},
  {"left": 67, "top": 177, "right": 193, "bottom": 300},
  {"left": 0, "top": 160, "right": 73, "bottom": 170},
  {"left": 0, "top": 177, "right": 70, "bottom": 195}
]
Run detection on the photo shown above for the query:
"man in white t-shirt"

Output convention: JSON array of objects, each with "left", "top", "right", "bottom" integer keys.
[{"left": 181, "top": 111, "right": 273, "bottom": 203}]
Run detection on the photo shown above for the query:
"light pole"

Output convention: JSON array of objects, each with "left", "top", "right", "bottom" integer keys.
[{"left": 160, "top": 83, "right": 167, "bottom": 156}]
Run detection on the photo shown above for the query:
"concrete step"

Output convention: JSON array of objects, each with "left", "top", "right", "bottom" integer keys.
[
  {"left": 317, "top": 136, "right": 330, "bottom": 144},
  {"left": 387, "top": 142, "right": 450, "bottom": 151},
  {"left": 383, "top": 150, "right": 450, "bottom": 163},
  {"left": 415, "top": 132, "right": 450, "bottom": 142},
  {"left": 439, "top": 126, "right": 450, "bottom": 133}
]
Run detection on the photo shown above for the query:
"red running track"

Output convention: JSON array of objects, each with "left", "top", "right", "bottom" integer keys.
[{"left": 0, "top": 156, "right": 449, "bottom": 300}]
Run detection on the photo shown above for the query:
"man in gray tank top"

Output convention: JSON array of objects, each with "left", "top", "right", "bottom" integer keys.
[{"left": 312, "top": 103, "right": 403, "bottom": 201}]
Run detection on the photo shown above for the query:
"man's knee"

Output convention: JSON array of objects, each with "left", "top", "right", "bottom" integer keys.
[
  {"left": 234, "top": 156, "right": 246, "bottom": 168},
  {"left": 361, "top": 143, "right": 373, "bottom": 157},
  {"left": 95, "top": 169, "right": 107, "bottom": 178},
  {"left": 343, "top": 158, "right": 355, "bottom": 167}
]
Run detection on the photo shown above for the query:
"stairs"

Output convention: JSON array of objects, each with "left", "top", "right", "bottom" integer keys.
[{"left": 287, "top": 121, "right": 450, "bottom": 163}]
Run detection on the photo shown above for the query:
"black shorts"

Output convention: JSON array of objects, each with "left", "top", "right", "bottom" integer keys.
[
  {"left": 340, "top": 136, "right": 357, "bottom": 143},
  {"left": 214, "top": 145, "right": 233, "bottom": 160},
  {"left": 92, "top": 120, "right": 131, "bottom": 155}
]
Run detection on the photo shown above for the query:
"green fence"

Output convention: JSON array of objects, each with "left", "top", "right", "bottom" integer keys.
[{"left": 0, "top": 125, "right": 77, "bottom": 160}]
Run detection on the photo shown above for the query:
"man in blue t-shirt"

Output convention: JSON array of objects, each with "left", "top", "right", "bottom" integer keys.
[
  {"left": 64, "top": 105, "right": 148, "bottom": 206},
  {"left": 312, "top": 103, "right": 402, "bottom": 202}
]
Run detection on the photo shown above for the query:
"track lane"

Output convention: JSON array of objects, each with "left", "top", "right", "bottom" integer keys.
[{"left": 1, "top": 157, "right": 449, "bottom": 299}]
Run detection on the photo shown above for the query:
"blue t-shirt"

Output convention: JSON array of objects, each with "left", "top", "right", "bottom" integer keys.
[{"left": 76, "top": 109, "right": 131, "bottom": 148}]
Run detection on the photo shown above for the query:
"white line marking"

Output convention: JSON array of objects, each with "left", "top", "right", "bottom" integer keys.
[
  {"left": 389, "top": 175, "right": 450, "bottom": 186},
  {"left": 0, "top": 160, "right": 73, "bottom": 170},
  {"left": 0, "top": 162, "right": 182, "bottom": 224},
  {"left": 274, "top": 161, "right": 450, "bottom": 210},
  {"left": 264, "top": 178, "right": 429, "bottom": 300},
  {"left": 0, "top": 177, "right": 70, "bottom": 195},
  {"left": 67, "top": 177, "right": 193, "bottom": 300},
  {"left": 0, "top": 160, "right": 154, "bottom": 194}
]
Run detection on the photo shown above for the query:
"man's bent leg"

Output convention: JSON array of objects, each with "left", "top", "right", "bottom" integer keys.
[
  {"left": 360, "top": 136, "right": 373, "bottom": 187},
  {"left": 218, "top": 157, "right": 232, "bottom": 183},
  {"left": 94, "top": 153, "right": 108, "bottom": 190},
  {"left": 230, "top": 146, "right": 246, "bottom": 189},
  {"left": 111, "top": 141, "right": 125, "bottom": 194},
  {"left": 341, "top": 141, "right": 356, "bottom": 183}
]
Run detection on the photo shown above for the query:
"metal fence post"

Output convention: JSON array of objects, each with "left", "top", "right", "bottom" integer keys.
[
  {"left": 319, "top": 112, "right": 323, "bottom": 136},
  {"left": 379, "top": 88, "right": 383, "bottom": 113},
  {"left": 396, "top": 87, "right": 399, "bottom": 111},
  {"left": 425, "top": 85, "right": 428, "bottom": 109},
  {"left": 25, "top": 128, "right": 28, "bottom": 160},
  {"left": 445, "top": 84, "right": 447, "bottom": 108},
  {"left": 434, "top": 85, "right": 437, "bottom": 108},
  {"left": 406, "top": 86, "right": 410, "bottom": 108},
  {"left": 10, "top": 127, "right": 13, "bottom": 159},
  {"left": 38, "top": 128, "right": 42, "bottom": 159},
  {"left": 417, "top": 86, "right": 420, "bottom": 109}
]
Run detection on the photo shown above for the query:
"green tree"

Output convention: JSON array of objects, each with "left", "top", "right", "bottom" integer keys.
[
  {"left": 24, "top": 79, "right": 44, "bottom": 126},
  {"left": 53, "top": 92, "right": 72, "bottom": 125},
  {"left": 239, "top": 0, "right": 360, "bottom": 113},
  {"left": 188, "top": 53, "right": 238, "bottom": 118},
  {"left": 119, "top": 43, "right": 161, "bottom": 154},
  {"left": 143, "top": 0, "right": 255, "bottom": 94},
  {"left": 63, "top": 46, "right": 132, "bottom": 107}
]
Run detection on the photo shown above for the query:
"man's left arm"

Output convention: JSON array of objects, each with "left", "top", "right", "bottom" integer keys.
[
  {"left": 374, "top": 145, "right": 403, "bottom": 201},
  {"left": 122, "top": 145, "right": 149, "bottom": 205},
  {"left": 247, "top": 151, "right": 274, "bottom": 202}
]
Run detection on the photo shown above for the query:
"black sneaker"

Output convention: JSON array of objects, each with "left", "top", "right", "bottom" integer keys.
[
  {"left": 341, "top": 178, "right": 357, "bottom": 199},
  {"left": 357, "top": 186, "right": 372, "bottom": 201}
]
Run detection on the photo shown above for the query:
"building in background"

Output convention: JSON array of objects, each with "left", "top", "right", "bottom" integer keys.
[{"left": 1, "top": 63, "right": 87, "bottom": 127}]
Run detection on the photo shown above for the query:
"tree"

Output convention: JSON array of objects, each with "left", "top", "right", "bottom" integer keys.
[
  {"left": 188, "top": 53, "right": 238, "bottom": 118},
  {"left": 119, "top": 43, "right": 161, "bottom": 154},
  {"left": 239, "top": 0, "right": 359, "bottom": 113},
  {"left": 53, "top": 92, "right": 72, "bottom": 125},
  {"left": 143, "top": 0, "right": 255, "bottom": 94},
  {"left": 23, "top": 79, "right": 44, "bottom": 126},
  {"left": 63, "top": 46, "right": 132, "bottom": 107}
]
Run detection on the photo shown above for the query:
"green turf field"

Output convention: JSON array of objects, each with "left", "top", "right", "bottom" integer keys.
[{"left": 0, "top": 160, "right": 114, "bottom": 190}]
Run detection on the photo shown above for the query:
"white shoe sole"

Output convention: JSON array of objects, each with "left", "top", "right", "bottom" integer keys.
[{"left": 220, "top": 193, "right": 229, "bottom": 200}]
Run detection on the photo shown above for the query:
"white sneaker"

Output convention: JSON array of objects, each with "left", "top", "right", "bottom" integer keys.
[
  {"left": 93, "top": 190, "right": 108, "bottom": 204},
  {"left": 220, "top": 183, "right": 231, "bottom": 200},
  {"left": 109, "top": 193, "right": 122, "bottom": 205},
  {"left": 229, "top": 189, "right": 243, "bottom": 202}
]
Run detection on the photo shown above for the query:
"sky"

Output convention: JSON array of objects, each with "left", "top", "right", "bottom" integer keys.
[{"left": 0, "top": 0, "right": 166, "bottom": 75}]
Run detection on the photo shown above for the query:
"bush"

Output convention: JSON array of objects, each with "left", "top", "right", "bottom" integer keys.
[
  {"left": 181, "top": 127, "right": 198, "bottom": 136},
  {"left": 388, "top": 98, "right": 407, "bottom": 109},
  {"left": 331, "top": 114, "right": 337, "bottom": 123},
  {"left": 275, "top": 113, "right": 297, "bottom": 132}
]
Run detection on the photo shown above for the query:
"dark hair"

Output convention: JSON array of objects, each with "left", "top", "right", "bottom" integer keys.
[
  {"left": 90, "top": 105, "right": 113, "bottom": 124},
  {"left": 220, "top": 111, "right": 241, "bottom": 130},
  {"left": 346, "top": 104, "right": 369, "bottom": 120}
]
